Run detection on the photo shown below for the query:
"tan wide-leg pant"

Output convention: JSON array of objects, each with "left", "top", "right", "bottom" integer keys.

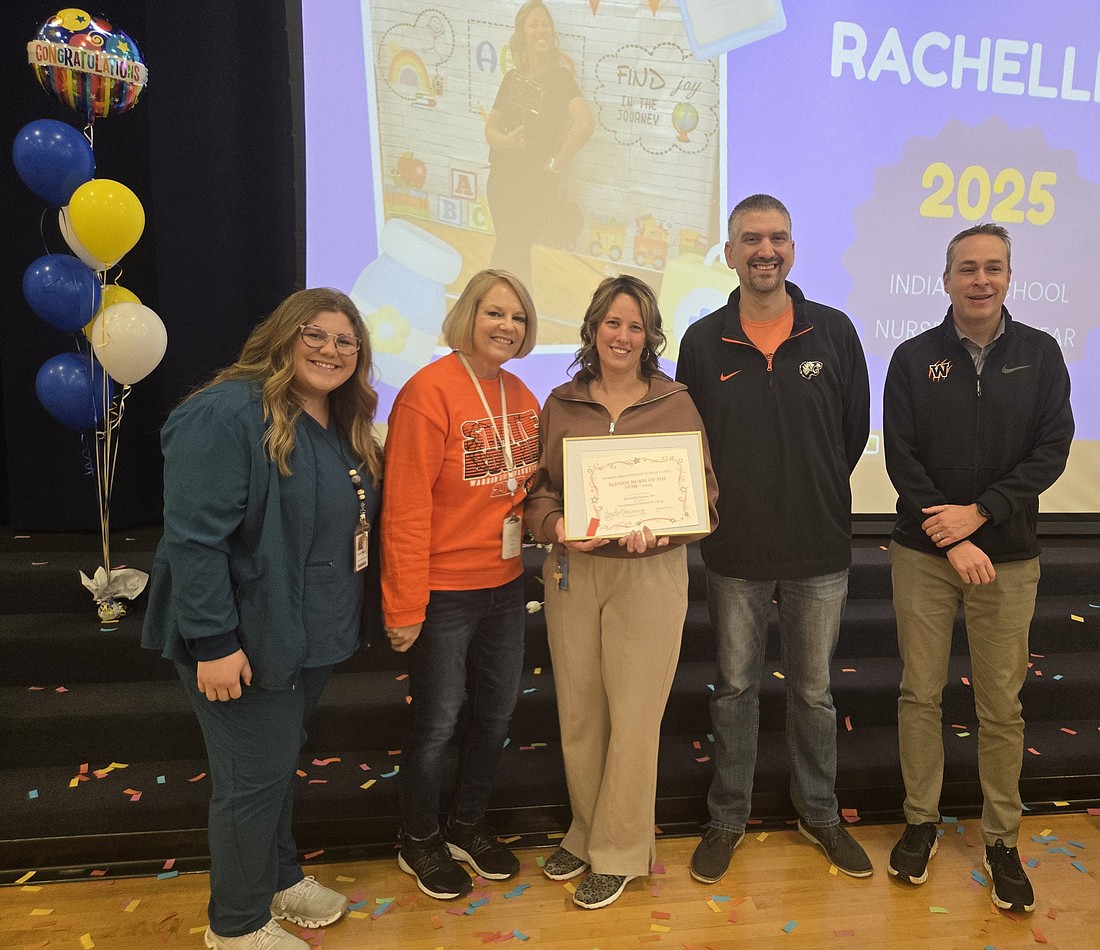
[{"left": 543, "top": 544, "right": 688, "bottom": 877}]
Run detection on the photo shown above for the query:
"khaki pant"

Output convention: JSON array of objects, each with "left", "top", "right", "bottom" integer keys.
[
  {"left": 890, "top": 542, "right": 1039, "bottom": 846},
  {"left": 543, "top": 545, "right": 688, "bottom": 877}
]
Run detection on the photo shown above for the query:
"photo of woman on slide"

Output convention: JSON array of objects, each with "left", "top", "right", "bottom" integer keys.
[{"left": 485, "top": 0, "right": 594, "bottom": 286}]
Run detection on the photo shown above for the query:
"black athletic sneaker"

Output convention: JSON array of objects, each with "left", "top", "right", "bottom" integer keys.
[
  {"left": 445, "top": 820, "right": 520, "bottom": 880},
  {"left": 690, "top": 826, "right": 745, "bottom": 884},
  {"left": 798, "top": 819, "right": 874, "bottom": 877},
  {"left": 984, "top": 838, "right": 1035, "bottom": 912},
  {"left": 888, "top": 822, "right": 939, "bottom": 884},
  {"left": 398, "top": 832, "right": 473, "bottom": 899}
]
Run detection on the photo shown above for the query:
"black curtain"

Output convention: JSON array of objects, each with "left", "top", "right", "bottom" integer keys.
[{"left": 1, "top": 0, "right": 299, "bottom": 530}]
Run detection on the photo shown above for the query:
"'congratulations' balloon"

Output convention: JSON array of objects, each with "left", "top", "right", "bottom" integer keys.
[{"left": 27, "top": 9, "right": 148, "bottom": 122}]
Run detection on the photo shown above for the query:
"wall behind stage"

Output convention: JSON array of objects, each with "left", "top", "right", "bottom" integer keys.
[
  {"left": 1, "top": 0, "right": 299, "bottom": 530},
  {"left": 305, "top": 0, "right": 1100, "bottom": 516},
  {"left": 4, "top": 2, "right": 1097, "bottom": 528}
]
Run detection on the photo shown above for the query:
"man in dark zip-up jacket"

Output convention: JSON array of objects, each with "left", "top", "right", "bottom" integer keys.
[
  {"left": 883, "top": 223, "right": 1073, "bottom": 914},
  {"left": 677, "top": 194, "right": 872, "bottom": 885}
]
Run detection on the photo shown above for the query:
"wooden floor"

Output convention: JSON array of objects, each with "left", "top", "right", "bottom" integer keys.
[{"left": 4, "top": 815, "right": 1098, "bottom": 949}]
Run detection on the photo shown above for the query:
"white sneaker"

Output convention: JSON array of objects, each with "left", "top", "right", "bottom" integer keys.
[
  {"left": 270, "top": 875, "right": 348, "bottom": 927},
  {"left": 204, "top": 919, "right": 308, "bottom": 949}
]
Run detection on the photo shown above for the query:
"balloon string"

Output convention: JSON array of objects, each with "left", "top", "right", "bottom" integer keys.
[
  {"left": 39, "top": 207, "right": 52, "bottom": 256},
  {"left": 84, "top": 122, "right": 94, "bottom": 153},
  {"left": 91, "top": 349, "right": 127, "bottom": 583},
  {"left": 80, "top": 431, "right": 94, "bottom": 478},
  {"left": 98, "top": 384, "right": 130, "bottom": 579},
  {"left": 92, "top": 349, "right": 110, "bottom": 580}
]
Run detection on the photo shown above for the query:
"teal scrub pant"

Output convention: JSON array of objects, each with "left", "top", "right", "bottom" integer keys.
[{"left": 176, "top": 663, "right": 332, "bottom": 937}]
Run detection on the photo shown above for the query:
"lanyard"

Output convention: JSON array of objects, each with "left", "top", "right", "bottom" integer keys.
[
  {"left": 306, "top": 416, "right": 372, "bottom": 570},
  {"left": 457, "top": 352, "right": 517, "bottom": 493},
  {"left": 311, "top": 417, "right": 369, "bottom": 526}
]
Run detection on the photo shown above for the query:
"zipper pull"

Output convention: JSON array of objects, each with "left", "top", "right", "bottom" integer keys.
[{"left": 977, "top": 376, "right": 982, "bottom": 397}]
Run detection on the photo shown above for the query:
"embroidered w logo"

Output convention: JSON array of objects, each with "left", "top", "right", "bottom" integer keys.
[{"left": 928, "top": 359, "right": 952, "bottom": 381}]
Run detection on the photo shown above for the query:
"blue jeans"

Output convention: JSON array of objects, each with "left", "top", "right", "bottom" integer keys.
[
  {"left": 176, "top": 663, "right": 332, "bottom": 937},
  {"left": 705, "top": 568, "right": 848, "bottom": 833},
  {"left": 400, "top": 576, "right": 525, "bottom": 839}
]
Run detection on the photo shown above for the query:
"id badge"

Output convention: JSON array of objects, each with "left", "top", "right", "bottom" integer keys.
[
  {"left": 353, "top": 522, "right": 371, "bottom": 572},
  {"left": 501, "top": 513, "right": 522, "bottom": 560}
]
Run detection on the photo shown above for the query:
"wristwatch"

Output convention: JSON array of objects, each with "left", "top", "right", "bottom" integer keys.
[{"left": 976, "top": 501, "right": 992, "bottom": 520}]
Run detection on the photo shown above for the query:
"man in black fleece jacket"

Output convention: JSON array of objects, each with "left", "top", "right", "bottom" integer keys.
[
  {"left": 677, "top": 194, "right": 871, "bottom": 884},
  {"left": 883, "top": 223, "right": 1073, "bottom": 914}
]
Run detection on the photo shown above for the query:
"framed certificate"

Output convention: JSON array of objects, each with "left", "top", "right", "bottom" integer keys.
[{"left": 561, "top": 431, "right": 711, "bottom": 540}]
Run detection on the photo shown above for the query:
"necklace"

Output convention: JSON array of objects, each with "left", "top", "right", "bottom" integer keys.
[
  {"left": 457, "top": 352, "right": 518, "bottom": 493},
  {"left": 307, "top": 418, "right": 372, "bottom": 571}
]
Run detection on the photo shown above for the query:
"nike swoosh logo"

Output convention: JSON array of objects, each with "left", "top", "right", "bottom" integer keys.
[
  {"left": 1002, "top": 364, "right": 1031, "bottom": 374},
  {"left": 720, "top": 371, "right": 741, "bottom": 381}
]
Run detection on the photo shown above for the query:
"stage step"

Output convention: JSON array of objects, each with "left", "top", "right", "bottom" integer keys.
[{"left": 0, "top": 531, "right": 1097, "bottom": 875}]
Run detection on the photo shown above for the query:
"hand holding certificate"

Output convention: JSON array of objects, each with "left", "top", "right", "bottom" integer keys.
[{"left": 561, "top": 431, "right": 712, "bottom": 540}]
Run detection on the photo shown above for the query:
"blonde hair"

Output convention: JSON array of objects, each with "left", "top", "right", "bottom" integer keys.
[
  {"left": 570, "top": 275, "right": 666, "bottom": 383},
  {"left": 196, "top": 288, "right": 382, "bottom": 480},
  {"left": 442, "top": 269, "right": 538, "bottom": 360},
  {"left": 509, "top": 0, "right": 559, "bottom": 72}
]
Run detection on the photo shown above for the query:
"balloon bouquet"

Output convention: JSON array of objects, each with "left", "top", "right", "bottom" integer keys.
[{"left": 15, "top": 9, "right": 161, "bottom": 621}]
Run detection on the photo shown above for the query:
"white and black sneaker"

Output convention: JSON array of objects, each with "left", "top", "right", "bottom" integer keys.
[
  {"left": 398, "top": 831, "right": 474, "bottom": 900},
  {"left": 888, "top": 822, "right": 939, "bottom": 884}
]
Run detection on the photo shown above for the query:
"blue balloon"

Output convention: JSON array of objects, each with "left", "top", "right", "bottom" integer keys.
[
  {"left": 12, "top": 119, "right": 95, "bottom": 206},
  {"left": 35, "top": 353, "right": 115, "bottom": 430},
  {"left": 23, "top": 254, "right": 102, "bottom": 333}
]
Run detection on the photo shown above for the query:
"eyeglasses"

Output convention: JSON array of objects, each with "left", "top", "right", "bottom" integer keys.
[{"left": 299, "top": 324, "right": 361, "bottom": 355}]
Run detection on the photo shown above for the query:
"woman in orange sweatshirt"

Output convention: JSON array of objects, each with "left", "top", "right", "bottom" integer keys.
[{"left": 381, "top": 269, "right": 541, "bottom": 900}]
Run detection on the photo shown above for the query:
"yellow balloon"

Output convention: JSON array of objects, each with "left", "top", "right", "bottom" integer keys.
[
  {"left": 84, "top": 283, "right": 141, "bottom": 340},
  {"left": 67, "top": 179, "right": 145, "bottom": 268}
]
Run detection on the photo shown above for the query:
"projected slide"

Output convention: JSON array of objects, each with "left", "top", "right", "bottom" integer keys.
[{"left": 303, "top": 1, "right": 1100, "bottom": 513}]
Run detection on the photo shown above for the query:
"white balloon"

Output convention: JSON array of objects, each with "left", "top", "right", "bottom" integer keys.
[
  {"left": 90, "top": 302, "right": 168, "bottom": 385},
  {"left": 58, "top": 207, "right": 112, "bottom": 271}
]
